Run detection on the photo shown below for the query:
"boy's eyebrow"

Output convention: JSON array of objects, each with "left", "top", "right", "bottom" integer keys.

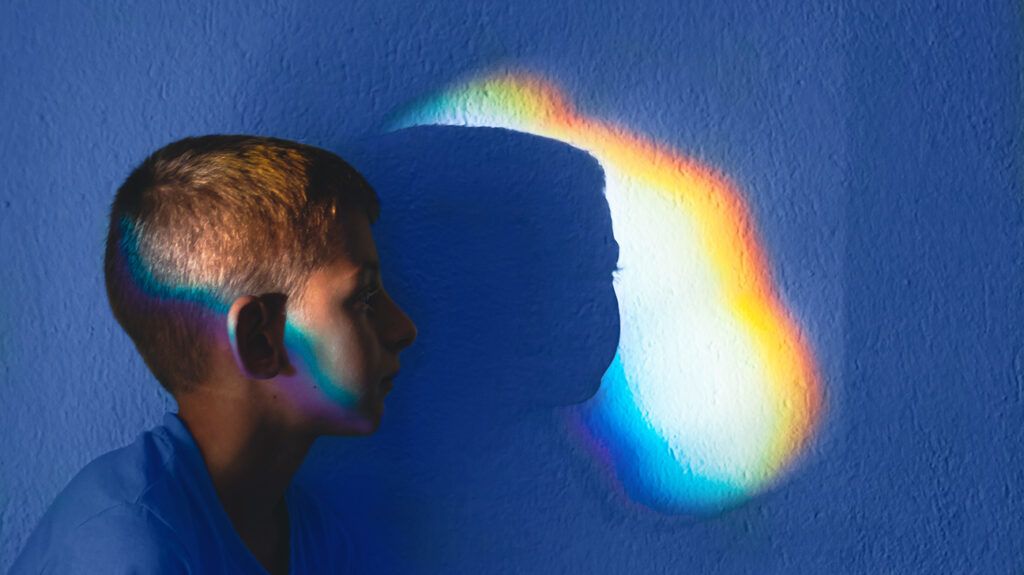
[
  {"left": 354, "top": 261, "right": 381, "bottom": 281},
  {"left": 341, "top": 262, "right": 381, "bottom": 298}
]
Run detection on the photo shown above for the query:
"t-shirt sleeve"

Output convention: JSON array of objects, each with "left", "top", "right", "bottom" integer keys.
[{"left": 37, "top": 504, "right": 191, "bottom": 575}]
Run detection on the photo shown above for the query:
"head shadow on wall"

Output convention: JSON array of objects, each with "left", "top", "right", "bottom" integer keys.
[
  {"left": 308, "top": 126, "right": 620, "bottom": 567},
  {"left": 361, "top": 125, "right": 620, "bottom": 410}
]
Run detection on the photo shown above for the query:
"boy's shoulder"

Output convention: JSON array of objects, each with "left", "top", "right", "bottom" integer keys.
[
  {"left": 10, "top": 415, "right": 198, "bottom": 573},
  {"left": 11, "top": 413, "right": 354, "bottom": 574}
]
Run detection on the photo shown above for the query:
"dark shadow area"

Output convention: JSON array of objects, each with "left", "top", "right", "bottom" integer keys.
[{"left": 299, "top": 126, "right": 620, "bottom": 572}]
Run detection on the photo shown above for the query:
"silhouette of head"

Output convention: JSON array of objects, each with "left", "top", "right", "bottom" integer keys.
[{"left": 313, "top": 126, "right": 620, "bottom": 570}]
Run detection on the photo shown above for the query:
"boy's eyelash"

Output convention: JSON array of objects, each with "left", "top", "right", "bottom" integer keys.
[{"left": 360, "top": 286, "right": 382, "bottom": 308}]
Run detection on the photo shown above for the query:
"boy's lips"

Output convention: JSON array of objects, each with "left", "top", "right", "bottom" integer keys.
[{"left": 381, "top": 369, "right": 399, "bottom": 391}]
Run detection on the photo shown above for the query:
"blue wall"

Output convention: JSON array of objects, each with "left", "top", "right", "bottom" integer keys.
[{"left": 1, "top": 1, "right": 1021, "bottom": 572}]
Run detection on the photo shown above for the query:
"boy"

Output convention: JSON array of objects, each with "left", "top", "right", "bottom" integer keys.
[{"left": 10, "top": 135, "right": 418, "bottom": 574}]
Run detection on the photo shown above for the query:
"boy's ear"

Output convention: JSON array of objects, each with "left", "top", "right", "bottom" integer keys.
[{"left": 227, "top": 293, "right": 291, "bottom": 379}]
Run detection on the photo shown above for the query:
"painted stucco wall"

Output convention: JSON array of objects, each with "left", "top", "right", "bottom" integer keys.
[{"left": 1, "top": 0, "right": 1021, "bottom": 572}]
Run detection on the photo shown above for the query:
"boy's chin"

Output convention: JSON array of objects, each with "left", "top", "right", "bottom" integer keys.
[{"left": 319, "top": 403, "right": 383, "bottom": 436}]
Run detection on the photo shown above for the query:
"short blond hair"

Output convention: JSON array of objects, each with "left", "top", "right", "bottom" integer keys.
[{"left": 104, "top": 135, "right": 379, "bottom": 394}]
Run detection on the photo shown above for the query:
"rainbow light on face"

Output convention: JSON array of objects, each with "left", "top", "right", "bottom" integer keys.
[
  {"left": 282, "top": 322, "right": 360, "bottom": 408},
  {"left": 389, "top": 71, "right": 822, "bottom": 513},
  {"left": 115, "top": 217, "right": 359, "bottom": 409}
]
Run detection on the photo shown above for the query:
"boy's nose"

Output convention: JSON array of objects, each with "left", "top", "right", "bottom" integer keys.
[{"left": 385, "top": 299, "right": 417, "bottom": 351}]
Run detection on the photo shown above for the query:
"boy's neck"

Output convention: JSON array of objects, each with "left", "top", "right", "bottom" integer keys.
[{"left": 176, "top": 383, "right": 315, "bottom": 538}]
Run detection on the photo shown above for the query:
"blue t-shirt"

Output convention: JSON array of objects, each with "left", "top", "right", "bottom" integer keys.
[{"left": 10, "top": 412, "right": 351, "bottom": 574}]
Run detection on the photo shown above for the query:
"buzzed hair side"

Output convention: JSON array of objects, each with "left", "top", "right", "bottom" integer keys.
[{"left": 104, "top": 135, "right": 380, "bottom": 395}]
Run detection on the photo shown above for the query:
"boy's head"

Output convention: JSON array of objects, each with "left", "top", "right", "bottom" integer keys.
[{"left": 104, "top": 135, "right": 417, "bottom": 434}]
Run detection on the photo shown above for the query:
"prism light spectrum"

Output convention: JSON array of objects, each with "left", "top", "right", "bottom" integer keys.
[{"left": 390, "top": 71, "right": 822, "bottom": 514}]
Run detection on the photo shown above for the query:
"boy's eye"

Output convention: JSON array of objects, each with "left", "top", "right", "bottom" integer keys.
[{"left": 359, "top": 286, "right": 382, "bottom": 310}]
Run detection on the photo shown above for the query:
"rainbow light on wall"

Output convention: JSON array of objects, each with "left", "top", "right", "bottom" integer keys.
[{"left": 389, "top": 71, "right": 822, "bottom": 514}]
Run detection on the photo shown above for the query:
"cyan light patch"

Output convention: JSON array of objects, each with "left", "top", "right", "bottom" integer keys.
[
  {"left": 116, "top": 217, "right": 229, "bottom": 314},
  {"left": 282, "top": 322, "right": 359, "bottom": 408},
  {"left": 116, "top": 217, "right": 358, "bottom": 408}
]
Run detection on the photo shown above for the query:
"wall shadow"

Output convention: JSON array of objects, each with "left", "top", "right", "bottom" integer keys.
[{"left": 302, "top": 126, "right": 620, "bottom": 571}]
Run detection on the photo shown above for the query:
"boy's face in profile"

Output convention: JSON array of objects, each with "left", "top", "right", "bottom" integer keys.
[{"left": 275, "top": 208, "right": 417, "bottom": 435}]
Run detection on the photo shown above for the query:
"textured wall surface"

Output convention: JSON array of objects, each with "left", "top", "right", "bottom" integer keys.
[{"left": 1, "top": 1, "right": 1021, "bottom": 572}]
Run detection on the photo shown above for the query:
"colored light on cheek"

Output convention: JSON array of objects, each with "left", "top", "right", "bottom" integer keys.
[
  {"left": 283, "top": 322, "right": 359, "bottom": 408},
  {"left": 118, "top": 218, "right": 361, "bottom": 411},
  {"left": 391, "top": 71, "right": 822, "bottom": 514}
]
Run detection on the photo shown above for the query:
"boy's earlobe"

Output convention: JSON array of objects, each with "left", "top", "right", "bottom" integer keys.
[{"left": 227, "top": 294, "right": 291, "bottom": 379}]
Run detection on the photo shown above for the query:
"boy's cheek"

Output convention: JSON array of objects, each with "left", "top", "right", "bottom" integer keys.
[{"left": 282, "top": 324, "right": 359, "bottom": 408}]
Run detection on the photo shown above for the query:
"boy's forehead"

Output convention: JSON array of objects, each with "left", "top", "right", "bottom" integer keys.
[
  {"left": 321, "top": 211, "right": 380, "bottom": 283},
  {"left": 337, "top": 208, "right": 377, "bottom": 253}
]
